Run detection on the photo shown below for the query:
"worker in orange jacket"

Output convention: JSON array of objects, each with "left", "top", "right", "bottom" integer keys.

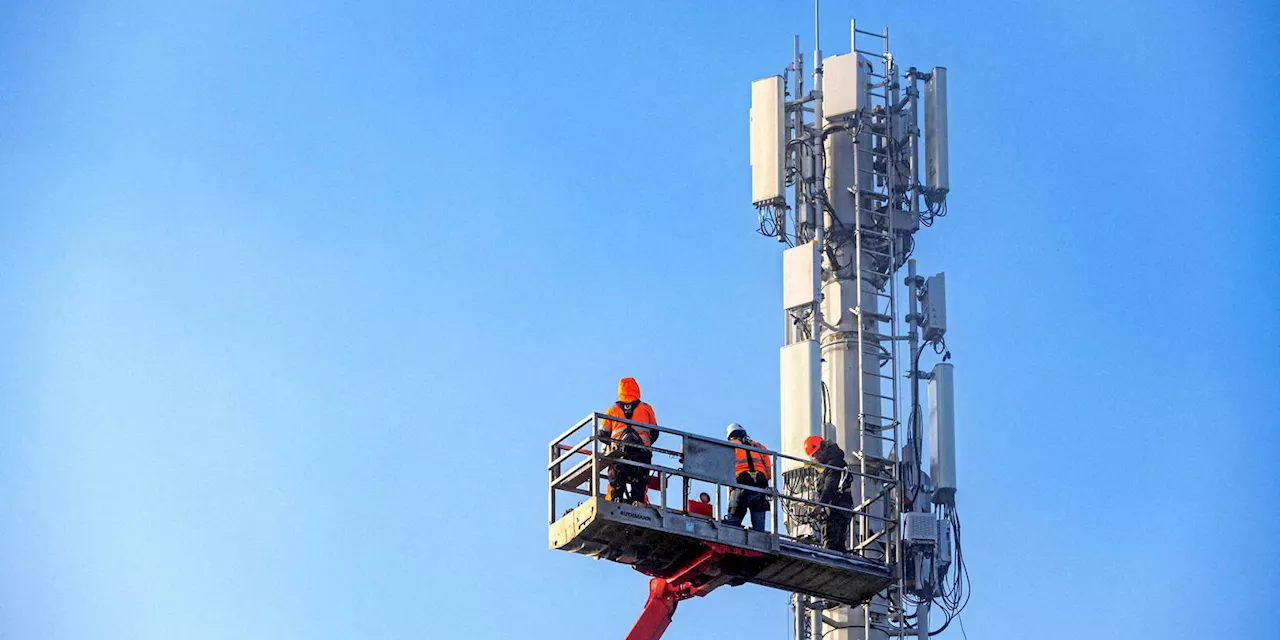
[
  {"left": 721, "top": 423, "right": 772, "bottom": 531},
  {"left": 601, "top": 377, "right": 657, "bottom": 503}
]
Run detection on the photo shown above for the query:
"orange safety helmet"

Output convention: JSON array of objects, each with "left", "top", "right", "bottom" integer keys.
[{"left": 804, "top": 435, "right": 824, "bottom": 457}]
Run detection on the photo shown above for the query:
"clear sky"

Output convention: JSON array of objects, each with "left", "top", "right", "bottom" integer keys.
[{"left": 2, "top": 1, "right": 1277, "bottom": 639}]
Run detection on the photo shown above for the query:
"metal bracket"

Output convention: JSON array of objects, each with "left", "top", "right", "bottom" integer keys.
[
  {"left": 820, "top": 615, "right": 859, "bottom": 629},
  {"left": 851, "top": 307, "right": 893, "bottom": 323}
]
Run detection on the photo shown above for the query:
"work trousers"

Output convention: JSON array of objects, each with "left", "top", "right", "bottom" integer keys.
[
  {"left": 609, "top": 447, "right": 652, "bottom": 503},
  {"left": 820, "top": 496, "right": 853, "bottom": 552},
  {"left": 724, "top": 471, "right": 770, "bottom": 531}
]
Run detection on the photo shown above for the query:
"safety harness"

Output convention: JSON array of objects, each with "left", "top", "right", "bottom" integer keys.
[
  {"left": 740, "top": 439, "right": 768, "bottom": 484},
  {"left": 614, "top": 400, "right": 658, "bottom": 445},
  {"left": 818, "top": 444, "right": 854, "bottom": 494}
]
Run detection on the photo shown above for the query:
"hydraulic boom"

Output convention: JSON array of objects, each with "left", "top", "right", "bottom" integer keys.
[{"left": 624, "top": 543, "right": 763, "bottom": 640}]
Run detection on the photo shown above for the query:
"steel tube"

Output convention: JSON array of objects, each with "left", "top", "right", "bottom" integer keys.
[
  {"left": 547, "top": 434, "right": 596, "bottom": 470},
  {"left": 916, "top": 601, "right": 929, "bottom": 640},
  {"left": 590, "top": 417, "right": 600, "bottom": 499},
  {"left": 551, "top": 414, "right": 594, "bottom": 448},
  {"left": 773, "top": 453, "right": 781, "bottom": 536}
]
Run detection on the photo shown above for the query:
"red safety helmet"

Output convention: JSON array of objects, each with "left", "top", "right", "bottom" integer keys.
[{"left": 804, "top": 435, "right": 824, "bottom": 457}]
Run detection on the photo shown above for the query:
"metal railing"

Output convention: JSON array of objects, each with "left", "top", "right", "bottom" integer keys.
[{"left": 548, "top": 413, "right": 897, "bottom": 566}]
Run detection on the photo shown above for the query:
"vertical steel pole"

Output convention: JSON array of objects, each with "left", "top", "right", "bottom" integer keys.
[
  {"left": 916, "top": 601, "right": 929, "bottom": 640},
  {"left": 789, "top": 34, "right": 809, "bottom": 638},
  {"left": 793, "top": 594, "right": 803, "bottom": 640},
  {"left": 812, "top": 17, "right": 825, "bottom": 344},
  {"left": 773, "top": 453, "right": 781, "bottom": 537},
  {"left": 591, "top": 416, "right": 600, "bottom": 499},
  {"left": 793, "top": 36, "right": 806, "bottom": 245},
  {"left": 906, "top": 259, "right": 921, "bottom": 498},
  {"left": 908, "top": 71, "right": 921, "bottom": 231}
]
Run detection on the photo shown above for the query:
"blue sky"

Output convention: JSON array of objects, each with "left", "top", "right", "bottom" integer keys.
[{"left": 2, "top": 1, "right": 1277, "bottom": 639}]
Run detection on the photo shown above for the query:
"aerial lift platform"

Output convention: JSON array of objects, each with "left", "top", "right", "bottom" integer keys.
[{"left": 548, "top": 414, "right": 896, "bottom": 639}]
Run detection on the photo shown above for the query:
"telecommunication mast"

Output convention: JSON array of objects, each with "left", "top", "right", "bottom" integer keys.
[
  {"left": 546, "top": 6, "right": 969, "bottom": 639},
  {"left": 751, "top": 8, "right": 966, "bottom": 639}
]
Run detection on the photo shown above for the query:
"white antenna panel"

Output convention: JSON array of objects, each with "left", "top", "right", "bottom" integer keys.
[
  {"left": 750, "top": 76, "right": 785, "bottom": 206},
  {"left": 821, "top": 53, "right": 869, "bottom": 120},
  {"left": 923, "top": 272, "right": 947, "bottom": 342},
  {"left": 782, "top": 241, "right": 818, "bottom": 310},
  {"left": 779, "top": 340, "right": 821, "bottom": 473},
  {"left": 929, "top": 362, "right": 957, "bottom": 505},
  {"left": 924, "top": 66, "right": 950, "bottom": 195}
]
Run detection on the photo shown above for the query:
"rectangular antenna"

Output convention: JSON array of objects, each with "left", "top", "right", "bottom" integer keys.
[
  {"left": 782, "top": 242, "right": 818, "bottom": 310},
  {"left": 924, "top": 66, "right": 949, "bottom": 195},
  {"left": 929, "top": 362, "right": 957, "bottom": 505},
  {"left": 779, "top": 340, "right": 821, "bottom": 473},
  {"left": 820, "top": 53, "right": 868, "bottom": 120},
  {"left": 922, "top": 272, "right": 947, "bottom": 342},
  {"left": 750, "top": 76, "right": 786, "bottom": 206}
]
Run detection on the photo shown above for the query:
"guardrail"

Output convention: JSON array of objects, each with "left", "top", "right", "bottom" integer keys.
[{"left": 548, "top": 413, "right": 897, "bottom": 565}]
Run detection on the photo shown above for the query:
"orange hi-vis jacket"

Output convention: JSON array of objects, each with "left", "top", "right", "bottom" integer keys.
[
  {"left": 734, "top": 440, "right": 772, "bottom": 479},
  {"left": 603, "top": 377, "right": 656, "bottom": 446}
]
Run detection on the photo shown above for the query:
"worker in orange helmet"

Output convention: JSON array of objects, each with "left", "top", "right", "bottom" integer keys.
[
  {"left": 721, "top": 424, "right": 772, "bottom": 531},
  {"left": 804, "top": 435, "right": 853, "bottom": 552},
  {"left": 601, "top": 377, "right": 658, "bottom": 504}
]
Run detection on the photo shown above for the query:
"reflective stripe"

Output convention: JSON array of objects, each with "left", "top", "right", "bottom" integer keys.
[
  {"left": 611, "top": 424, "right": 653, "bottom": 446},
  {"left": 604, "top": 401, "right": 656, "bottom": 446},
  {"left": 734, "top": 441, "right": 772, "bottom": 479}
]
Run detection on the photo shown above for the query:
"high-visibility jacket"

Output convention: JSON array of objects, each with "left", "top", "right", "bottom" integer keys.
[
  {"left": 734, "top": 439, "right": 772, "bottom": 480},
  {"left": 603, "top": 377, "right": 656, "bottom": 446}
]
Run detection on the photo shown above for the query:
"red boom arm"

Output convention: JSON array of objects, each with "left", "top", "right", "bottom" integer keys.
[
  {"left": 624, "top": 578, "right": 682, "bottom": 640},
  {"left": 622, "top": 543, "right": 763, "bottom": 640}
]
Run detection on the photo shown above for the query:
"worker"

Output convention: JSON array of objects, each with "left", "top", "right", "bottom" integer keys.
[
  {"left": 804, "top": 435, "right": 853, "bottom": 552},
  {"left": 721, "top": 424, "right": 772, "bottom": 531},
  {"left": 601, "top": 377, "right": 658, "bottom": 503}
]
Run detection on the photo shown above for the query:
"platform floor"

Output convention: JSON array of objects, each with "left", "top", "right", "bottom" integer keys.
[{"left": 550, "top": 497, "right": 892, "bottom": 606}]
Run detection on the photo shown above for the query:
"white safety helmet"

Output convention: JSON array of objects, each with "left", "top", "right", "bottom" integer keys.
[{"left": 726, "top": 423, "right": 747, "bottom": 439}]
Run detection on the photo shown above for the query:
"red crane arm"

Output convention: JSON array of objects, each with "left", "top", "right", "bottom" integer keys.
[
  {"left": 622, "top": 543, "right": 763, "bottom": 640},
  {"left": 623, "top": 578, "right": 682, "bottom": 640}
]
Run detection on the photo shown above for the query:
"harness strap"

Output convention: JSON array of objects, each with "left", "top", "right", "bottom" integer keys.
[{"left": 614, "top": 401, "right": 646, "bottom": 444}]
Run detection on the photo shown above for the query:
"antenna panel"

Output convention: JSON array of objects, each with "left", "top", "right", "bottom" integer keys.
[
  {"left": 822, "top": 53, "right": 869, "bottom": 120},
  {"left": 782, "top": 241, "right": 818, "bottom": 310},
  {"left": 780, "top": 340, "right": 821, "bottom": 473},
  {"left": 924, "top": 67, "right": 950, "bottom": 195},
  {"left": 928, "top": 362, "right": 957, "bottom": 505},
  {"left": 923, "top": 272, "right": 947, "bottom": 342},
  {"left": 750, "top": 76, "right": 786, "bottom": 206}
]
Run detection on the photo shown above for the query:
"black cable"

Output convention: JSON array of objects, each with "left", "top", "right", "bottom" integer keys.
[
  {"left": 900, "top": 233, "right": 915, "bottom": 263},
  {"left": 929, "top": 611, "right": 955, "bottom": 636},
  {"left": 907, "top": 335, "right": 929, "bottom": 504},
  {"left": 935, "top": 505, "right": 972, "bottom": 621}
]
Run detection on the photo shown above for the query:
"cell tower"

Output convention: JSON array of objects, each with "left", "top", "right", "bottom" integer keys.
[
  {"left": 751, "top": 7, "right": 967, "bottom": 640},
  {"left": 545, "top": 7, "right": 969, "bottom": 640}
]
